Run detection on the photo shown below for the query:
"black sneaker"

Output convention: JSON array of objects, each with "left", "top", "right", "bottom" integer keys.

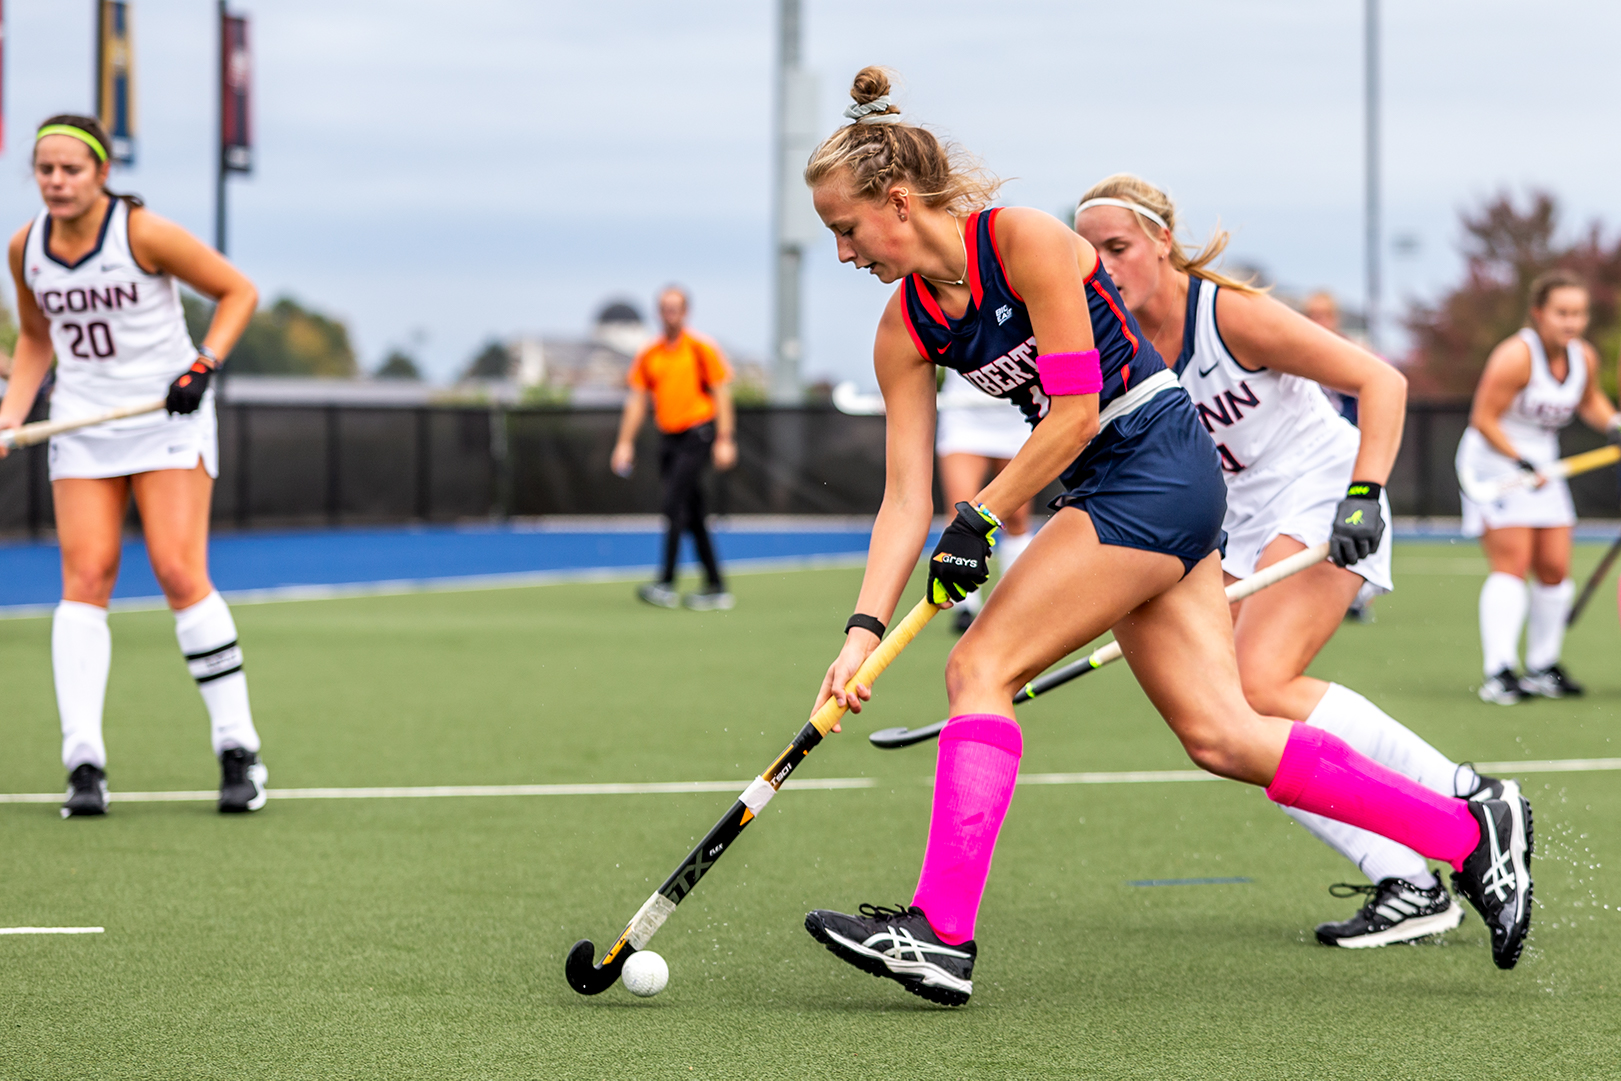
[
  {"left": 1451, "top": 796, "right": 1533, "bottom": 970},
  {"left": 1521, "top": 664, "right": 1584, "bottom": 699},
  {"left": 1315, "top": 876, "right": 1464, "bottom": 948},
  {"left": 1478, "top": 668, "right": 1527, "bottom": 705},
  {"left": 1458, "top": 767, "right": 1518, "bottom": 804},
  {"left": 218, "top": 748, "right": 268, "bottom": 813},
  {"left": 804, "top": 903, "right": 975, "bottom": 1006},
  {"left": 952, "top": 606, "right": 976, "bottom": 633},
  {"left": 62, "top": 763, "right": 108, "bottom": 818}
]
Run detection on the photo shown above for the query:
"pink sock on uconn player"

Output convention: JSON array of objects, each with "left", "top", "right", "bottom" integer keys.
[
  {"left": 1266, "top": 724, "right": 1480, "bottom": 871},
  {"left": 912, "top": 714, "right": 1022, "bottom": 945}
]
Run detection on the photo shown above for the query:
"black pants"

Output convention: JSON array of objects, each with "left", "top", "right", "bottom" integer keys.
[{"left": 658, "top": 421, "right": 723, "bottom": 587}]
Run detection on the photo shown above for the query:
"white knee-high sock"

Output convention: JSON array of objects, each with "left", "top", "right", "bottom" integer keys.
[
  {"left": 967, "top": 530, "right": 1034, "bottom": 615},
  {"left": 1305, "top": 683, "right": 1479, "bottom": 797},
  {"left": 174, "top": 591, "right": 260, "bottom": 756},
  {"left": 1281, "top": 805, "right": 1436, "bottom": 887},
  {"left": 1526, "top": 578, "right": 1574, "bottom": 671},
  {"left": 54, "top": 601, "right": 111, "bottom": 771},
  {"left": 1479, "top": 572, "right": 1528, "bottom": 676}
]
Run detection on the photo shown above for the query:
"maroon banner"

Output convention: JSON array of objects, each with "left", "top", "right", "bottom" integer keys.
[{"left": 221, "top": 13, "right": 251, "bottom": 173}]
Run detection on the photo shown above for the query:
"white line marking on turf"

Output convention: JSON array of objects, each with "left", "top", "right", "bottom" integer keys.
[
  {"left": 0, "top": 777, "right": 876, "bottom": 804},
  {"left": 0, "top": 927, "right": 103, "bottom": 935}
]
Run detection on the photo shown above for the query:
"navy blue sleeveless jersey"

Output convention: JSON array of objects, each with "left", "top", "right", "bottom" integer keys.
[{"left": 899, "top": 207, "right": 1165, "bottom": 428}]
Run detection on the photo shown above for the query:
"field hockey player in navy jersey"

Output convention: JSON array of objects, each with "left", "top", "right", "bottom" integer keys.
[{"left": 795, "top": 68, "right": 1533, "bottom": 1006}]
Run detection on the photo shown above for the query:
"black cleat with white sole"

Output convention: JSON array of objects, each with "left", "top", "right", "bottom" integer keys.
[
  {"left": 805, "top": 903, "right": 975, "bottom": 1006},
  {"left": 218, "top": 748, "right": 268, "bottom": 813},
  {"left": 1315, "top": 876, "right": 1464, "bottom": 948},
  {"left": 62, "top": 763, "right": 108, "bottom": 818},
  {"left": 1521, "top": 663, "right": 1584, "bottom": 699},
  {"left": 1451, "top": 795, "right": 1533, "bottom": 970}
]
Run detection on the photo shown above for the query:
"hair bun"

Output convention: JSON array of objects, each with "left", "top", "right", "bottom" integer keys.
[{"left": 850, "top": 66, "right": 894, "bottom": 109}]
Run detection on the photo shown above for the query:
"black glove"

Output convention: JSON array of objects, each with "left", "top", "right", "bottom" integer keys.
[
  {"left": 1329, "top": 481, "right": 1384, "bottom": 568},
  {"left": 166, "top": 358, "right": 214, "bottom": 415},
  {"left": 1608, "top": 419, "right": 1621, "bottom": 447},
  {"left": 927, "top": 501, "right": 999, "bottom": 605}
]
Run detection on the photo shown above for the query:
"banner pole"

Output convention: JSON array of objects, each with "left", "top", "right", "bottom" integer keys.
[{"left": 215, "top": 0, "right": 226, "bottom": 254}]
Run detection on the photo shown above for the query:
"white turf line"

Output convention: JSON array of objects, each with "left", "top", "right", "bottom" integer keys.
[
  {"left": 1, "top": 758, "right": 1617, "bottom": 805},
  {"left": 0, "top": 927, "right": 104, "bottom": 935}
]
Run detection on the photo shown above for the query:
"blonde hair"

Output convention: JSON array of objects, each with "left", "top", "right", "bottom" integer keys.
[
  {"left": 803, "top": 67, "right": 1001, "bottom": 215},
  {"left": 1077, "top": 174, "right": 1261, "bottom": 294}
]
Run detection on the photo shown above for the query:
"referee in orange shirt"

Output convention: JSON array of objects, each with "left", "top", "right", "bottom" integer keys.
[{"left": 612, "top": 287, "right": 738, "bottom": 610}]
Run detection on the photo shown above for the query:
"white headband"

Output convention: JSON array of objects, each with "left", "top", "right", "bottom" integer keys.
[
  {"left": 1074, "top": 197, "right": 1169, "bottom": 231},
  {"left": 844, "top": 97, "right": 902, "bottom": 124}
]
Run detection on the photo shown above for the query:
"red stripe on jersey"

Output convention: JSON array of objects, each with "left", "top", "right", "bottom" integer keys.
[
  {"left": 965, "top": 210, "right": 984, "bottom": 309},
  {"left": 911, "top": 273, "right": 949, "bottom": 327},
  {"left": 987, "top": 208, "right": 1023, "bottom": 303},
  {"left": 899, "top": 286, "right": 930, "bottom": 360},
  {"left": 1089, "top": 279, "right": 1139, "bottom": 354},
  {"left": 1083, "top": 251, "right": 1102, "bottom": 283},
  {"left": 1120, "top": 363, "right": 1131, "bottom": 391}
]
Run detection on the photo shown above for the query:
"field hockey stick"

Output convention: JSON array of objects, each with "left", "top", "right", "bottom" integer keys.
[
  {"left": 0, "top": 398, "right": 166, "bottom": 451},
  {"left": 1458, "top": 444, "right": 1621, "bottom": 505},
  {"left": 868, "top": 542, "right": 1331, "bottom": 750},
  {"left": 1567, "top": 529, "right": 1621, "bottom": 627},
  {"left": 565, "top": 597, "right": 940, "bottom": 995}
]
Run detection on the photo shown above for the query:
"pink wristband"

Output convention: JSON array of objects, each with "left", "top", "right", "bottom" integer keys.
[{"left": 1036, "top": 349, "right": 1102, "bottom": 396}]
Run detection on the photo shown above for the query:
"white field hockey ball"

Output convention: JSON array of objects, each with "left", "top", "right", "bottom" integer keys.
[{"left": 622, "top": 950, "right": 669, "bottom": 997}]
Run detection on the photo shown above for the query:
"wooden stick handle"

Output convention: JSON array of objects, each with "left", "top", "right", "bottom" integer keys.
[
  {"left": 0, "top": 398, "right": 168, "bottom": 450},
  {"left": 809, "top": 598, "right": 938, "bottom": 736}
]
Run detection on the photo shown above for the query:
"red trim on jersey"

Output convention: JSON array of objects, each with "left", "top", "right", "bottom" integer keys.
[
  {"left": 1120, "top": 363, "right": 1131, "bottom": 391},
  {"left": 899, "top": 286, "right": 930, "bottom": 360},
  {"left": 965, "top": 210, "right": 985, "bottom": 309},
  {"left": 1089, "top": 279, "right": 1139, "bottom": 354},
  {"left": 986, "top": 207, "right": 1023, "bottom": 303},
  {"left": 1083, "top": 251, "right": 1102, "bottom": 283},
  {"left": 911, "top": 273, "right": 950, "bottom": 328}
]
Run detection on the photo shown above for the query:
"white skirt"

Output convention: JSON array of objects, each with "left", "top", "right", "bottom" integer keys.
[
  {"left": 936, "top": 401, "right": 1031, "bottom": 459},
  {"left": 1455, "top": 427, "right": 1574, "bottom": 536},
  {"left": 48, "top": 397, "right": 218, "bottom": 481},
  {"left": 1221, "top": 441, "right": 1393, "bottom": 596}
]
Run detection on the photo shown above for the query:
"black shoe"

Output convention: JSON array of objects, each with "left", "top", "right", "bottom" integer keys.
[
  {"left": 805, "top": 903, "right": 975, "bottom": 1006},
  {"left": 1458, "top": 766, "right": 1518, "bottom": 804},
  {"left": 1521, "top": 664, "right": 1584, "bottom": 699},
  {"left": 1451, "top": 797, "right": 1533, "bottom": 970},
  {"left": 61, "top": 763, "right": 108, "bottom": 818},
  {"left": 1315, "top": 876, "right": 1464, "bottom": 948},
  {"left": 218, "top": 748, "right": 268, "bottom": 813},
  {"left": 1478, "top": 668, "right": 1527, "bottom": 705},
  {"left": 952, "top": 606, "right": 976, "bottom": 634}
]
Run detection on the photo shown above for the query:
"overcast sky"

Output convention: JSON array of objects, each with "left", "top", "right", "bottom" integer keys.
[{"left": 5, "top": 1, "right": 1621, "bottom": 384}]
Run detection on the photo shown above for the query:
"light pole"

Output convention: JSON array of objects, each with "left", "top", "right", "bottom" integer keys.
[
  {"left": 1364, "top": 0, "right": 1380, "bottom": 352},
  {"left": 770, "top": 0, "right": 817, "bottom": 405}
]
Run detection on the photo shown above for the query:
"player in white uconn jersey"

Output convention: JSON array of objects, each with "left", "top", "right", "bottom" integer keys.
[
  {"left": 1078, "top": 174, "right": 1512, "bottom": 948},
  {"left": 1459, "top": 270, "right": 1621, "bottom": 704},
  {"left": 0, "top": 115, "right": 267, "bottom": 817}
]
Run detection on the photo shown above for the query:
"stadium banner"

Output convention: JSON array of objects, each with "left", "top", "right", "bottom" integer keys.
[
  {"left": 221, "top": 13, "right": 251, "bottom": 173},
  {"left": 95, "top": 0, "right": 136, "bottom": 164}
]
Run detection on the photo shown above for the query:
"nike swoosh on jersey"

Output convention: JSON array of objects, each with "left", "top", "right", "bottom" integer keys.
[
  {"left": 936, "top": 343, "right": 951, "bottom": 354},
  {"left": 1197, "top": 361, "right": 1220, "bottom": 377}
]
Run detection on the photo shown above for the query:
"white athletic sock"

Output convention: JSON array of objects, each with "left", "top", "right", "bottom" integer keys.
[
  {"left": 997, "top": 529, "right": 1032, "bottom": 568},
  {"left": 174, "top": 591, "right": 260, "bottom": 756},
  {"left": 1526, "top": 578, "right": 1574, "bottom": 672},
  {"left": 53, "top": 601, "right": 111, "bottom": 771},
  {"left": 1479, "top": 572, "right": 1528, "bottom": 676},
  {"left": 1305, "top": 683, "right": 1471, "bottom": 795},
  {"left": 1281, "top": 806, "right": 1435, "bottom": 887}
]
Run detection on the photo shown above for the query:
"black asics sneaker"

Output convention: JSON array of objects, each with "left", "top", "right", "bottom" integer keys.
[
  {"left": 952, "top": 606, "right": 976, "bottom": 634},
  {"left": 805, "top": 903, "right": 975, "bottom": 1006},
  {"left": 1459, "top": 768, "right": 1519, "bottom": 804},
  {"left": 1451, "top": 796, "right": 1533, "bottom": 970},
  {"left": 62, "top": 763, "right": 108, "bottom": 818},
  {"left": 1315, "top": 876, "right": 1464, "bottom": 948},
  {"left": 218, "top": 748, "right": 268, "bottom": 813},
  {"left": 1521, "top": 663, "right": 1584, "bottom": 699},
  {"left": 1478, "top": 669, "right": 1527, "bottom": 705}
]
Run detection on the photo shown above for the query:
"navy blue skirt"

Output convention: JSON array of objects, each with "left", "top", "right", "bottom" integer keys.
[{"left": 1051, "top": 389, "right": 1226, "bottom": 574}]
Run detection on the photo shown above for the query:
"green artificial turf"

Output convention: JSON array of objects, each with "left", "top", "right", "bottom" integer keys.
[{"left": 1, "top": 542, "right": 1619, "bottom": 1078}]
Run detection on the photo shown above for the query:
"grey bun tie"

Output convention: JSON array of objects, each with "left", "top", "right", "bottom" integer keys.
[{"left": 844, "top": 97, "right": 901, "bottom": 124}]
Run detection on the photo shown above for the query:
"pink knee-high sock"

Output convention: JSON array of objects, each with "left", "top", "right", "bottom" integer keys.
[
  {"left": 1266, "top": 724, "right": 1480, "bottom": 871},
  {"left": 912, "top": 714, "right": 1022, "bottom": 945}
]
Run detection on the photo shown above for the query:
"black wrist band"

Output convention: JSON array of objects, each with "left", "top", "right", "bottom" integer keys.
[
  {"left": 845, "top": 613, "right": 886, "bottom": 639},
  {"left": 1516, "top": 458, "right": 1538, "bottom": 474},
  {"left": 1345, "top": 481, "right": 1382, "bottom": 500}
]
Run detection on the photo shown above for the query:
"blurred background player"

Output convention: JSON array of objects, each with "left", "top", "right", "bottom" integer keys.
[
  {"left": 797, "top": 69, "right": 1530, "bottom": 1007},
  {"left": 936, "top": 368, "right": 1035, "bottom": 632},
  {"left": 0, "top": 115, "right": 266, "bottom": 816},
  {"left": 1077, "top": 174, "right": 1511, "bottom": 949},
  {"left": 612, "top": 286, "right": 738, "bottom": 610},
  {"left": 1458, "top": 270, "right": 1621, "bottom": 704},
  {"left": 1304, "top": 291, "right": 1360, "bottom": 427}
]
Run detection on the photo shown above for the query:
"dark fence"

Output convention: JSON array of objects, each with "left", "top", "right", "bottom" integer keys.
[{"left": 0, "top": 400, "right": 1615, "bottom": 535}]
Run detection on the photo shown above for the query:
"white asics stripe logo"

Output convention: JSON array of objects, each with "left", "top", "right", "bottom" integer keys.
[{"left": 863, "top": 925, "right": 972, "bottom": 963}]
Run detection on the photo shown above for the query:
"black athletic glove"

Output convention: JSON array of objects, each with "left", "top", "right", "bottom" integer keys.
[
  {"left": 1608, "top": 419, "right": 1621, "bottom": 447},
  {"left": 166, "top": 358, "right": 214, "bottom": 415},
  {"left": 927, "top": 501, "right": 999, "bottom": 605},
  {"left": 1329, "top": 481, "right": 1384, "bottom": 568}
]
